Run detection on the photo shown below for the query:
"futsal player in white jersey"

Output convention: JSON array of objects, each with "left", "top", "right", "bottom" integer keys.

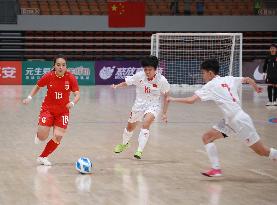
[
  {"left": 167, "top": 59, "right": 277, "bottom": 177},
  {"left": 112, "top": 55, "right": 170, "bottom": 159}
]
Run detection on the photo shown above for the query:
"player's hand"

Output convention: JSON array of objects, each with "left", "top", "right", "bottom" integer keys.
[
  {"left": 66, "top": 102, "right": 75, "bottom": 109},
  {"left": 111, "top": 84, "right": 117, "bottom": 89},
  {"left": 161, "top": 113, "right": 168, "bottom": 123},
  {"left": 255, "top": 86, "right": 263, "bottom": 93},
  {"left": 22, "top": 96, "right": 32, "bottom": 105}
]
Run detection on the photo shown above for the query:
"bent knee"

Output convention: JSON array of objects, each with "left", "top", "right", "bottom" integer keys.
[
  {"left": 142, "top": 120, "right": 152, "bottom": 129},
  {"left": 202, "top": 133, "right": 212, "bottom": 144},
  {"left": 37, "top": 132, "right": 48, "bottom": 140},
  {"left": 53, "top": 135, "right": 63, "bottom": 143},
  {"left": 142, "top": 124, "right": 150, "bottom": 129}
]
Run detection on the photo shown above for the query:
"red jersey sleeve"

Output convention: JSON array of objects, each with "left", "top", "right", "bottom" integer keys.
[
  {"left": 70, "top": 74, "right": 79, "bottom": 92},
  {"left": 37, "top": 72, "right": 51, "bottom": 87}
]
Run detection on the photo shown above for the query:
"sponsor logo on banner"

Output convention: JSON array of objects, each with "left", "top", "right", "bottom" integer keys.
[
  {"left": 95, "top": 61, "right": 165, "bottom": 85},
  {"left": 0, "top": 61, "right": 22, "bottom": 85},
  {"left": 99, "top": 66, "right": 115, "bottom": 80},
  {"left": 242, "top": 59, "right": 265, "bottom": 83},
  {"left": 22, "top": 61, "right": 95, "bottom": 85},
  {"left": 67, "top": 61, "right": 95, "bottom": 85},
  {"left": 68, "top": 66, "right": 90, "bottom": 80},
  {"left": 253, "top": 65, "right": 264, "bottom": 81},
  {"left": 22, "top": 61, "right": 52, "bottom": 85}
]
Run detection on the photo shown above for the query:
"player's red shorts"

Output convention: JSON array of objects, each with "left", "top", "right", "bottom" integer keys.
[{"left": 38, "top": 108, "right": 70, "bottom": 129}]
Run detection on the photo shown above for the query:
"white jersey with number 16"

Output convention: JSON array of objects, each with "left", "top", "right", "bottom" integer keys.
[{"left": 125, "top": 71, "right": 170, "bottom": 111}]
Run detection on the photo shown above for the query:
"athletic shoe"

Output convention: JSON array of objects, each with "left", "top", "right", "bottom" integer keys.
[
  {"left": 134, "top": 150, "right": 143, "bottom": 159},
  {"left": 273, "top": 101, "right": 277, "bottom": 106},
  {"left": 266, "top": 102, "right": 273, "bottom": 106},
  {"left": 114, "top": 143, "right": 129, "bottom": 153},
  {"left": 37, "top": 157, "right": 52, "bottom": 166},
  {"left": 201, "top": 168, "right": 222, "bottom": 177}
]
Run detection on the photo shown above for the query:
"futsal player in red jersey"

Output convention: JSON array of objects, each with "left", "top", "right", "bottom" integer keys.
[{"left": 23, "top": 55, "right": 80, "bottom": 166}]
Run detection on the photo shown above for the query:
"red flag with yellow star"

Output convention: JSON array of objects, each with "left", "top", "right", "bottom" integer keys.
[{"left": 108, "top": 1, "right": 145, "bottom": 27}]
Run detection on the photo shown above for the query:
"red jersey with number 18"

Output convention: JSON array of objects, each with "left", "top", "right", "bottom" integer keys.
[{"left": 37, "top": 71, "right": 79, "bottom": 113}]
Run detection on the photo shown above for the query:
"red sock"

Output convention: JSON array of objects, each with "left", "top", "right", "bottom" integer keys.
[{"left": 39, "top": 139, "right": 59, "bottom": 157}]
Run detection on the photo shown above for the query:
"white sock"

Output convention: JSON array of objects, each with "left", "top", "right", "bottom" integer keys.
[
  {"left": 205, "top": 143, "right": 220, "bottom": 169},
  {"left": 269, "top": 148, "right": 277, "bottom": 160},
  {"left": 34, "top": 134, "right": 42, "bottom": 144},
  {"left": 122, "top": 128, "right": 133, "bottom": 145},
  {"left": 138, "top": 129, "right": 150, "bottom": 152}
]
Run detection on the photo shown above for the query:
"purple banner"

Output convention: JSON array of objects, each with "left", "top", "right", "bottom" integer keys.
[
  {"left": 95, "top": 60, "right": 165, "bottom": 85},
  {"left": 242, "top": 59, "right": 265, "bottom": 83}
]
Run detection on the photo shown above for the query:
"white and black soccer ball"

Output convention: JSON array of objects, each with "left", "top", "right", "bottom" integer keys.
[{"left": 75, "top": 157, "right": 92, "bottom": 174}]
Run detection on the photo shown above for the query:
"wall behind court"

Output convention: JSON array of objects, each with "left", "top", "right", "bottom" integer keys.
[{"left": 0, "top": 15, "right": 276, "bottom": 31}]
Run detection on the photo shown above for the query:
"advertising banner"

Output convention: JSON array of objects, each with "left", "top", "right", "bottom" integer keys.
[
  {"left": 22, "top": 61, "right": 52, "bottom": 85},
  {"left": 67, "top": 61, "right": 95, "bottom": 85},
  {"left": 95, "top": 60, "right": 165, "bottom": 85},
  {"left": 22, "top": 61, "right": 95, "bottom": 85},
  {"left": 0, "top": 61, "right": 22, "bottom": 85},
  {"left": 242, "top": 59, "right": 265, "bottom": 83}
]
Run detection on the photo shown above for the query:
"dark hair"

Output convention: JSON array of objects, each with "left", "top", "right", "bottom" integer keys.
[
  {"left": 200, "top": 59, "right": 219, "bottom": 75},
  {"left": 53, "top": 54, "right": 67, "bottom": 66},
  {"left": 140, "top": 55, "right": 159, "bottom": 70},
  {"left": 270, "top": 43, "right": 276, "bottom": 48}
]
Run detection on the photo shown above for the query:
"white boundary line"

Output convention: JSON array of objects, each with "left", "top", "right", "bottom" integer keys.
[{"left": 249, "top": 169, "right": 277, "bottom": 180}]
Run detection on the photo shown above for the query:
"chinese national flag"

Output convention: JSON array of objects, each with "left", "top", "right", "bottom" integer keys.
[{"left": 108, "top": 1, "right": 145, "bottom": 27}]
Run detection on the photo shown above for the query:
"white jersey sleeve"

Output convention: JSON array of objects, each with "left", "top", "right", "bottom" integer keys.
[
  {"left": 160, "top": 77, "right": 170, "bottom": 94},
  {"left": 194, "top": 83, "right": 214, "bottom": 101},
  {"left": 232, "top": 77, "right": 244, "bottom": 89},
  {"left": 125, "top": 71, "right": 143, "bottom": 86}
]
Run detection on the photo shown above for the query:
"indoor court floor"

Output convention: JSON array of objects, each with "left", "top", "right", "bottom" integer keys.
[{"left": 0, "top": 85, "right": 276, "bottom": 205}]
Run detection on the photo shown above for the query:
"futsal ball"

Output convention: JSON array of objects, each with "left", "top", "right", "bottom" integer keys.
[{"left": 75, "top": 157, "right": 92, "bottom": 174}]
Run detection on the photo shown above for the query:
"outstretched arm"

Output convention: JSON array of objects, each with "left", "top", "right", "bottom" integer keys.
[
  {"left": 111, "top": 82, "right": 128, "bottom": 89},
  {"left": 242, "top": 77, "right": 262, "bottom": 93},
  {"left": 167, "top": 94, "right": 200, "bottom": 104},
  {"left": 22, "top": 85, "right": 41, "bottom": 105}
]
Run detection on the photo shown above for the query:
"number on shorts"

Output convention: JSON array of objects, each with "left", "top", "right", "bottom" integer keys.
[{"left": 62, "top": 115, "right": 69, "bottom": 126}]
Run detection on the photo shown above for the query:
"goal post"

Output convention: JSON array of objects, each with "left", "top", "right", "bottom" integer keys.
[{"left": 151, "top": 33, "right": 242, "bottom": 89}]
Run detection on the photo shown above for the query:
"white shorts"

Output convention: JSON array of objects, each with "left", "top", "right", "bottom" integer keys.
[
  {"left": 128, "top": 105, "right": 160, "bottom": 123},
  {"left": 213, "top": 111, "right": 260, "bottom": 146}
]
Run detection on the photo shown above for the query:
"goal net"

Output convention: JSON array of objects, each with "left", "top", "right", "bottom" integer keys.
[{"left": 151, "top": 33, "right": 242, "bottom": 92}]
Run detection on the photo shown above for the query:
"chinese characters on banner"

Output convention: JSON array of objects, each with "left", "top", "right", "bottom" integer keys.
[
  {"left": 95, "top": 61, "right": 165, "bottom": 85},
  {"left": 0, "top": 61, "right": 22, "bottom": 85},
  {"left": 22, "top": 61, "right": 95, "bottom": 85}
]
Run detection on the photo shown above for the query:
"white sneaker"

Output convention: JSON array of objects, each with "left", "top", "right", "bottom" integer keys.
[
  {"left": 266, "top": 102, "right": 273, "bottom": 106},
  {"left": 34, "top": 136, "right": 42, "bottom": 144},
  {"left": 274, "top": 101, "right": 277, "bottom": 106},
  {"left": 37, "top": 157, "right": 52, "bottom": 166}
]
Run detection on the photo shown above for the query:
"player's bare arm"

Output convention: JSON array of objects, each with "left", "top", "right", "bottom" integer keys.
[
  {"left": 22, "top": 85, "right": 41, "bottom": 105},
  {"left": 112, "top": 82, "right": 128, "bottom": 89},
  {"left": 242, "top": 77, "right": 263, "bottom": 93},
  {"left": 66, "top": 91, "right": 80, "bottom": 109},
  {"left": 167, "top": 94, "right": 200, "bottom": 104},
  {"left": 161, "top": 91, "right": 169, "bottom": 123}
]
